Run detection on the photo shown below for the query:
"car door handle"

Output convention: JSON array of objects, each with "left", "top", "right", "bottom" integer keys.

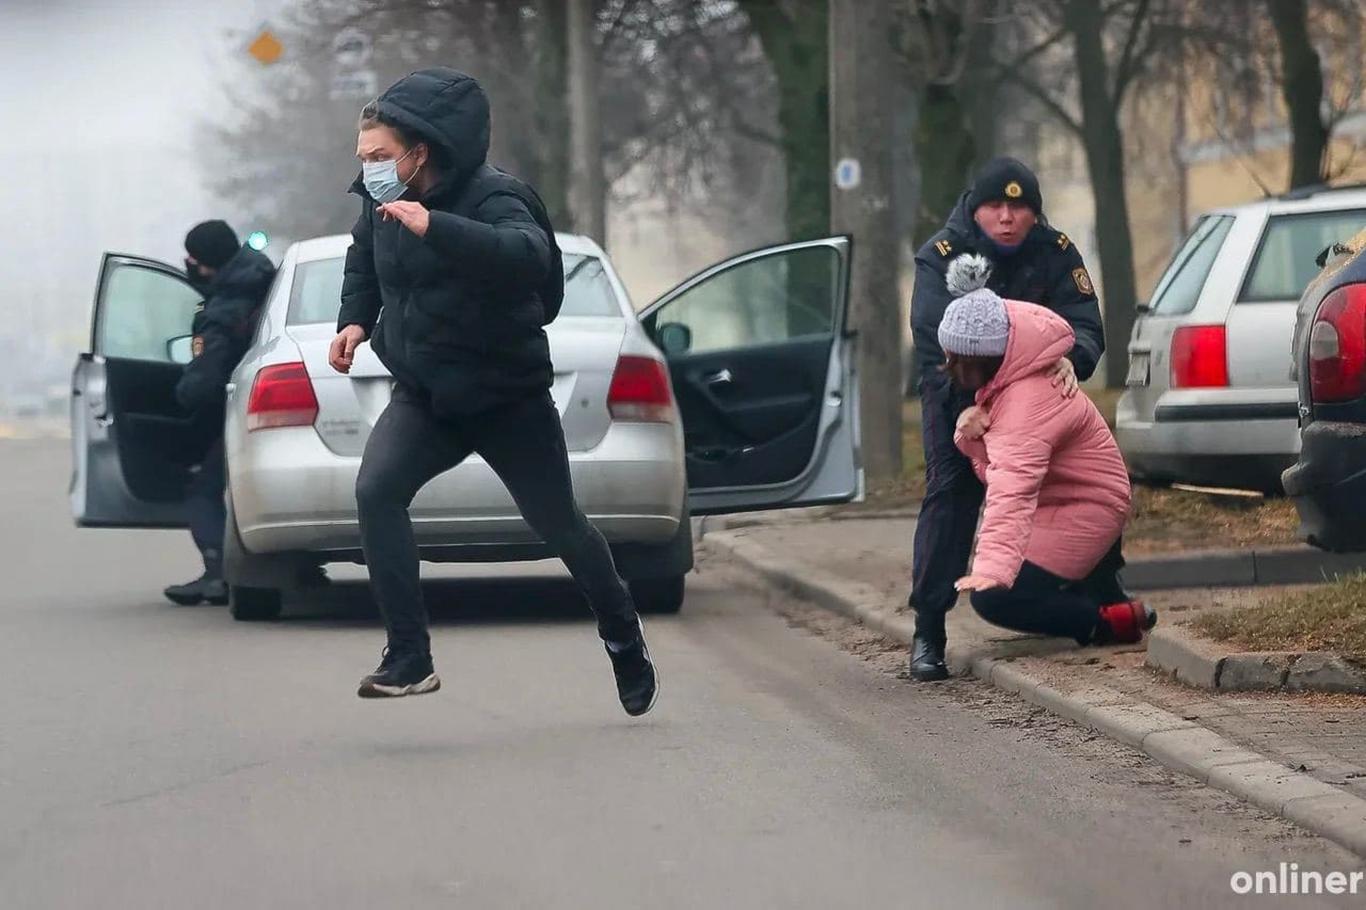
[{"left": 703, "top": 369, "right": 734, "bottom": 387}]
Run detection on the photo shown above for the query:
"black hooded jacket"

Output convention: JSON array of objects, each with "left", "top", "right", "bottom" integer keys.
[
  {"left": 910, "top": 191, "right": 1105, "bottom": 384},
  {"left": 175, "top": 245, "right": 276, "bottom": 413},
  {"left": 337, "top": 68, "right": 563, "bottom": 418}
]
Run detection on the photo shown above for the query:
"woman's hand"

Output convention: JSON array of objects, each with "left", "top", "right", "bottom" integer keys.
[
  {"left": 329, "top": 325, "right": 368, "bottom": 374},
  {"left": 955, "top": 575, "right": 1003, "bottom": 593},
  {"left": 955, "top": 405, "right": 990, "bottom": 440},
  {"left": 1050, "top": 357, "right": 1079, "bottom": 398},
  {"left": 378, "top": 201, "right": 431, "bottom": 238}
]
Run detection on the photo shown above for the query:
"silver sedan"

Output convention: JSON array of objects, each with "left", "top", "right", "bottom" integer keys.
[{"left": 71, "top": 233, "right": 862, "bottom": 619}]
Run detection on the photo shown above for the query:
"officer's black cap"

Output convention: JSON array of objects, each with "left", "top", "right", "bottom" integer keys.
[{"left": 967, "top": 157, "right": 1043, "bottom": 216}]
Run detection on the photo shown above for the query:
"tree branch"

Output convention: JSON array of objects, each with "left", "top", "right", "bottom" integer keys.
[
  {"left": 1011, "top": 69, "right": 1085, "bottom": 136},
  {"left": 1110, "top": 0, "right": 1153, "bottom": 104}
]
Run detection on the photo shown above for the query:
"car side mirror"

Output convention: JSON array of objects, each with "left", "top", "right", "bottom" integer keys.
[
  {"left": 167, "top": 335, "right": 195, "bottom": 365},
  {"left": 657, "top": 322, "right": 693, "bottom": 356}
]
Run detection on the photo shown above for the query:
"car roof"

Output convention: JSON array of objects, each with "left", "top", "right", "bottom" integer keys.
[
  {"left": 1207, "top": 184, "right": 1366, "bottom": 218},
  {"left": 292, "top": 231, "right": 606, "bottom": 263}
]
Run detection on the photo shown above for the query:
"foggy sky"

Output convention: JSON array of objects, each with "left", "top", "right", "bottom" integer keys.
[{"left": 0, "top": 0, "right": 288, "bottom": 393}]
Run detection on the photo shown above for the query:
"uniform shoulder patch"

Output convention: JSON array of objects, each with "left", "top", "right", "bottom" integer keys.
[
  {"left": 934, "top": 239, "right": 953, "bottom": 257},
  {"left": 1057, "top": 233, "right": 1070, "bottom": 251},
  {"left": 1072, "top": 267, "right": 1094, "bottom": 295}
]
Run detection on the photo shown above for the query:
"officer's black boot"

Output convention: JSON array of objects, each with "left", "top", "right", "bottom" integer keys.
[
  {"left": 909, "top": 611, "right": 950, "bottom": 682},
  {"left": 164, "top": 549, "right": 228, "bottom": 606}
]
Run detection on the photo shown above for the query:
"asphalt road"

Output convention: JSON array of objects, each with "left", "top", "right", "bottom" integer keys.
[{"left": 2, "top": 438, "right": 1360, "bottom": 908}]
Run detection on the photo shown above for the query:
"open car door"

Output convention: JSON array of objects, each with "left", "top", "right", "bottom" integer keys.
[
  {"left": 70, "top": 253, "right": 206, "bottom": 527},
  {"left": 640, "top": 236, "right": 861, "bottom": 516}
]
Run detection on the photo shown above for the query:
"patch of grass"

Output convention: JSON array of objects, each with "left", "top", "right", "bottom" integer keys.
[
  {"left": 1192, "top": 574, "right": 1366, "bottom": 660},
  {"left": 1126, "top": 486, "right": 1300, "bottom": 554}
]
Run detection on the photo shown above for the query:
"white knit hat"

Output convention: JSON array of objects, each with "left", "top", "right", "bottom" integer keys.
[{"left": 938, "top": 254, "right": 1009, "bottom": 358}]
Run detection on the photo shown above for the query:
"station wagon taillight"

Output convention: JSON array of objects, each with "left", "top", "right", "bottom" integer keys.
[
  {"left": 1170, "top": 325, "right": 1229, "bottom": 388},
  {"left": 1309, "top": 284, "right": 1366, "bottom": 403},
  {"left": 608, "top": 355, "right": 675, "bottom": 423},
  {"left": 246, "top": 362, "right": 319, "bottom": 431}
]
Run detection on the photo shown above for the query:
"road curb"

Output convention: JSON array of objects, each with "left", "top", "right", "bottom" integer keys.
[
  {"left": 1147, "top": 627, "right": 1366, "bottom": 695},
  {"left": 1124, "top": 546, "right": 1366, "bottom": 591},
  {"left": 704, "top": 530, "right": 1366, "bottom": 858}
]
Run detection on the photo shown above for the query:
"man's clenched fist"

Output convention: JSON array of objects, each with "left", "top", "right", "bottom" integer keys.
[{"left": 329, "top": 325, "right": 368, "bottom": 374}]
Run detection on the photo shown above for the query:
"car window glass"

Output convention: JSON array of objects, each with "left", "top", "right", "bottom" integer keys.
[
  {"left": 1148, "top": 215, "right": 1235, "bottom": 316},
  {"left": 96, "top": 263, "right": 202, "bottom": 362},
  {"left": 1241, "top": 209, "right": 1366, "bottom": 302},
  {"left": 286, "top": 252, "right": 620, "bottom": 324},
  {"left": 649, "top": 246, "right": 838, "bottom": 355}
]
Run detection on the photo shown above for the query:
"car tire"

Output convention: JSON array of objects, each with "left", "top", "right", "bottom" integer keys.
[
  {"left": 630, "top": 574, "right": 686, "bottom": 615},
  {"left": 230, "top": 585, "right": 283, "bottom": 622}
]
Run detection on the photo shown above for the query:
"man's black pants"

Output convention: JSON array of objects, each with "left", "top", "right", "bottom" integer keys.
[
  {"left": 355, "top": 385, "right": 640, "bottom": 655},
  {"left": 909, "top": 374, "right": 983, "bottom": 643},
  {"left": 969, "top": 539, "right": 1129, "bottom": 645},
  {"left": 187, "top": 439, "right": 226, "bottom": 578}
]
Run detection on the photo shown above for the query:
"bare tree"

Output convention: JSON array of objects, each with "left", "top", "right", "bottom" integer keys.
[{"left": 1000, "top": 0, "right": 1169, "bottom": 388}]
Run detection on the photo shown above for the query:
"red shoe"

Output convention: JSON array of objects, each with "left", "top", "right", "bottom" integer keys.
[{"left": 1096, "top": 601, "right": 1157, "bottom": 644}]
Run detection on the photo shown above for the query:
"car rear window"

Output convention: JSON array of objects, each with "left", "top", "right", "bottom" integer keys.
[
  {"left": 1240, "top": 208, "right": 1366, "bottom": 302},
  {"left": 287, "top": 252, "right": 621, "bottom": 325},
  {"left": 1147, "top": 215, "right": 1235, "bottom": 316}
]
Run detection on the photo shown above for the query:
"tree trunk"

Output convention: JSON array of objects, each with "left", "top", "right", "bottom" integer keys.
[
  {"left": 1265, "top": 0, "right": 1328, "bottom": 189},
  {"left": 739, "top": 0, "right": 830, "bottom": 241},
  {"left": 568, "top": 0, "right": 607, "bottom": 244},
  {"left": 534, "top": 0, "right": 572, "bottom": 229},
  {"left": 913, "top": 82, "right": 976, "bottom": 244},
  {"left": 1068, "top": 0, "right": 1139, "bottom": 389},
  {"left": 830, "top": 0, "right": 902, "bottom": 482}
]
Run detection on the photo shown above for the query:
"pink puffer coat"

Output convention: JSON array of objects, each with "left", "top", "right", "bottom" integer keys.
[{"left": 954, "top": 301, "right": 1131, "bottom": 587}]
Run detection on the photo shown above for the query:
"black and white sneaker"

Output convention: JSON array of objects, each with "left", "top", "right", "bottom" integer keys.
[
  {"left": 606, "top": 620, "right": 658, "bottom": 717},
  {"left": 357, "top": 649, "right": 441, "bottom": 699}
]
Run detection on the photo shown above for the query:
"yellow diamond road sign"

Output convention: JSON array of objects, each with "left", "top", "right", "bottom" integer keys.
[{"left": 248, "top": 28, "right": 284, "bottom": 65}]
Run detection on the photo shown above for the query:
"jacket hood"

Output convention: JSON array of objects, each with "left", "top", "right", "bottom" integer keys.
[
  {"left": 211, "top": 246, "right": 275, "bottom": 297},
  {"left": 979, "top": 301, "right": 1074, "bottom": 401},
  {"left": 351, "top": 68, "right": 491, "bottom": 201}
]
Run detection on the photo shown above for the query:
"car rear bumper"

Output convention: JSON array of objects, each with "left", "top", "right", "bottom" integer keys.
[
  {"left": 1116, "top": 390, "right": 1300, "bottom": 488},
  {"left": 228, "top": 420, "right": 686, "bottom": 554},
  {"left": 1283, "top": 421, "right": 1366, "bottom": 551}
]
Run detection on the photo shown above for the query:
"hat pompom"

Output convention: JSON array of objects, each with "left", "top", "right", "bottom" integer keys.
[{"left": 946, "top": 253, "right": 992, "bottom": 297}]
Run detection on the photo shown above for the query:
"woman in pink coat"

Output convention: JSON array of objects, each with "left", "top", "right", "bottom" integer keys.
[{"left": 938, "top": 255, "right": 1156, "bottom": 645}]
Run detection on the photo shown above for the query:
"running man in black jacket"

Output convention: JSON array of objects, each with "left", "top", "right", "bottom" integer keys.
[{"left": 330, "top": 69, "right": 657, "bottom": 714}]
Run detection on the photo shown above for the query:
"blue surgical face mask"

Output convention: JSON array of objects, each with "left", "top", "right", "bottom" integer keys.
[{"left": 362, "top": 148, "right": 416, "bottom": 204}]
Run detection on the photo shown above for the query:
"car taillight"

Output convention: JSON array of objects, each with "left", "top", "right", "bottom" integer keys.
[
  {"left": 246, "top": 362, "right": 319, "bottom": 431},
  {"left": 608, "top": 355, "right": 675, "bottom": 423},
  {"left": 1309, "top": 283, "right": 1366, "bottom": 403},
  {"left": 1170, "top": 325, "right": 1229, "bottom": 388}
]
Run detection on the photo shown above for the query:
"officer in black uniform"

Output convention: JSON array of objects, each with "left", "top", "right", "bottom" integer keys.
[
  {"left": 164, "top": 220, "right": 276, "bottom": 606},
  {"left": 907, "top": 157, "right": 1107, "bottom": 681}
]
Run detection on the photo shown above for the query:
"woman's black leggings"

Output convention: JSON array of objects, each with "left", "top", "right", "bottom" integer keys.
[{"left": 969, "top": 539, "right": 1128, "bottom": 645}]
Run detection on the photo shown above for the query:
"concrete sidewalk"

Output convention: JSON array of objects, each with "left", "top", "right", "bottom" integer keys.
[{"left": 702, "top": 514, "right": 1366, "bottom": 858}]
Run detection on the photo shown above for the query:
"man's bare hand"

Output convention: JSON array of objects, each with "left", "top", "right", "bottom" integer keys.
[
  {"left": 955, "top": 405, "right": 990, "bottom": 440},
  {"left": 329, "top": 325, "right": 368, "bottom": 374},
  {"left": 377, "top": 201, "right": 431, "bottom": 238},
  {"left": 1050, "top": 357, "right": 1079, "bottom": 398}
]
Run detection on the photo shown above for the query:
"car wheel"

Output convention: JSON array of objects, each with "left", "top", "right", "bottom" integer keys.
[
  {"left": 630, "top": 575, "right": 686, "bottom": 615},
  {"left": 230, "top": 585, "right": 283, "bottom": 622}
]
